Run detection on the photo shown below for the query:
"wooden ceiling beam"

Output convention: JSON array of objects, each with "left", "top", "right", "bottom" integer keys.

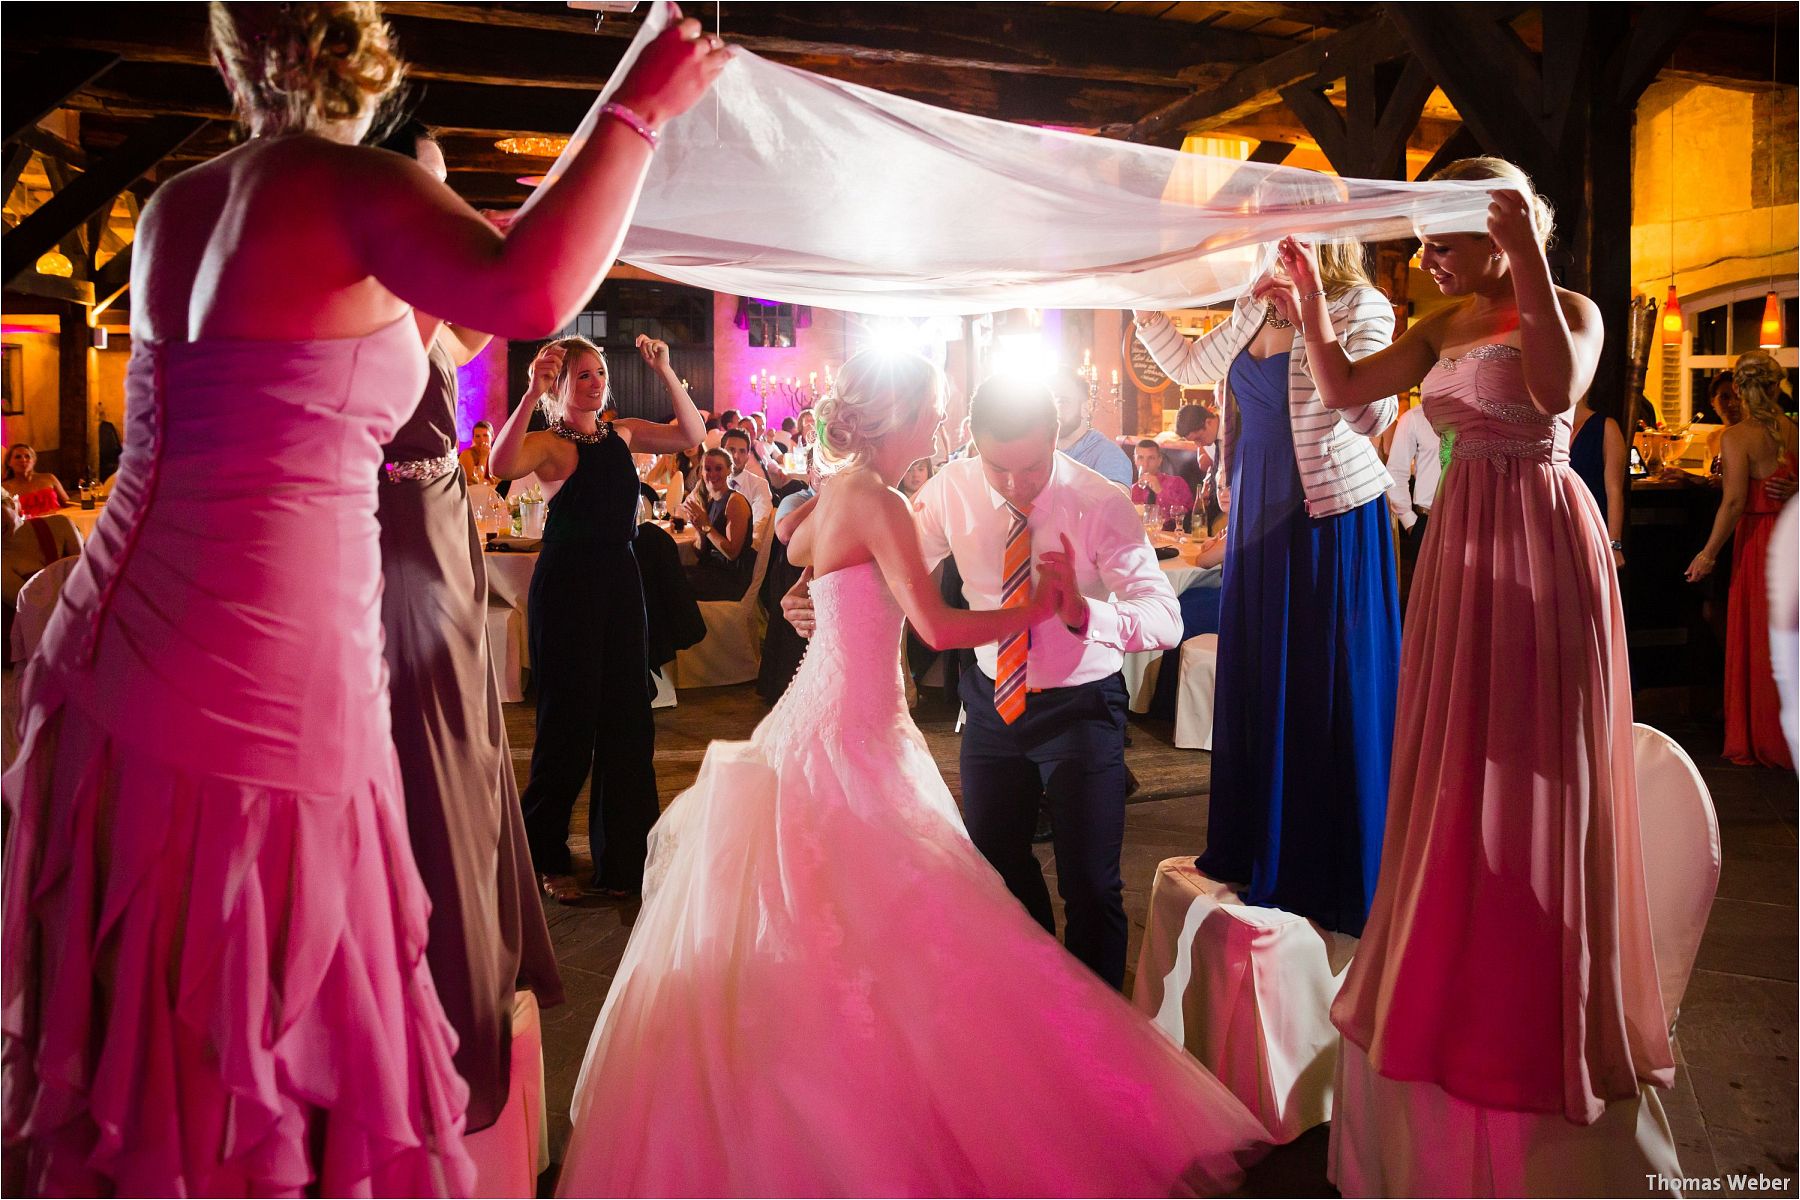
[
  {"left": 1116, "top": 16, "right": 1408, "bottom": 146},
  {"left": 3, "top": 115, "right": 208, "bottom": 286},
  {"left": 4, "top": 1, "right": 1280, "bottom": 96},
  {"left": 399, "top": 2, "right": 1287, "bottom": 81},
  {"left": 69, "top": 55, "right": 1194, "bottom": 137},
  {"left": 2, "top": 49, "right": 120, "bottom": 144}
]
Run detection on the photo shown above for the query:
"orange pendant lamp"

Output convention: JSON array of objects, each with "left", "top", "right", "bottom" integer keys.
[
  {"left": 1759, "top": 291, "right": 1785, "bottom": 350},
  {"left": 1661, "top": 284, "right": 1684, "bottom": 346}
]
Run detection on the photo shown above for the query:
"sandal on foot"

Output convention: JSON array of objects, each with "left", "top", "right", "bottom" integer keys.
[{"left": 540, "top": 874, "right": 585, "bottom": 904}]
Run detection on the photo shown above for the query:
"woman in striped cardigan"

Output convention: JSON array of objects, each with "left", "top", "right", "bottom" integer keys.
[{"left": 1133, "top": 242, "right": 1400, "bottom": 938}]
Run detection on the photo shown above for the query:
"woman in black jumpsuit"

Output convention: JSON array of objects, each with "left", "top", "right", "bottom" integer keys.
[{"left": 489, "top": 333, "right": 706, "bottom": 901}]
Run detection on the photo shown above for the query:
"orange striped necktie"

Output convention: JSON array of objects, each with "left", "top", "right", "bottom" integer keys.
[{"left": 995, "top": 501, "right": 1032, "bottom": 724}]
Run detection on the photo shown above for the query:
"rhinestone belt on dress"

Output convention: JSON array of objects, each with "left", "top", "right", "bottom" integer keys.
[{"left": 381, "top": 452, "right": 459, "bottom": 483}]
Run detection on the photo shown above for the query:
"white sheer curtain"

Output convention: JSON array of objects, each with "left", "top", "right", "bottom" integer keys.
[{"left": 529, "top": 2, "right": 1502, "bottom": 316}]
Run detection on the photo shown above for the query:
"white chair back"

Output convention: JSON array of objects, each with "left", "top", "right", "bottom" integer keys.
[
  {"left": 10, "top": 555, "right": 80, "bottom": 664},
  {"left": 1631, "top": 722, "right": 1721, "bottom": 1027}
]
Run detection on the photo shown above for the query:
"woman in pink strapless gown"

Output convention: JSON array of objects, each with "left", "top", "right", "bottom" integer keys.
[
  {"left": 0, "top": 7, "right": 726, "bottom": 1195},
  {"left": 1261, "top": 159, "right": 1673, "bottom": 1137}
]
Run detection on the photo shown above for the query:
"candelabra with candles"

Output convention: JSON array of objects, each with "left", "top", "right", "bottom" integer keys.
[
  {"left": 1077, "top": 348, "right": 1122, "bottom": 411},
  {"left": 747, "top": 367, "right": 828, "bottom": 423}
]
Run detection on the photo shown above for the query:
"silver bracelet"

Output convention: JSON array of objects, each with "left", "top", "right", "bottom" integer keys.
[
  {"left": 599, "top": 101, "right": 659, "bottom": 149},
  {"left": 1301, "top": 288, "right": 1327, "bottom": 301}
]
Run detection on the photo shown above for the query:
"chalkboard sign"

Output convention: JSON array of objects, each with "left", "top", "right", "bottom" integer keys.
[{"left": 1123, "top": 323, "right": 1171, "bottom": 395}]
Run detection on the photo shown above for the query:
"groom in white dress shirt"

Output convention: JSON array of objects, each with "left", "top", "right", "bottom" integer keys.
[{"left": 914, "top": 377, "right": 1180, "bottom": 988}]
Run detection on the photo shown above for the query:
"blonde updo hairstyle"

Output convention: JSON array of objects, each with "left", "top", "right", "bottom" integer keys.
[
  {"left": 815, "top": 349, "right": 943, "bottom": 471},
  {"left": 1732, "top": 350, "right": 1792, "bottom": 446},
  {"left": 1429, "top": 157, "right": 1556, "bottom": 250},
  {"left": 209, "top": 2, "right": 405, "bottom": 136},
  {"left": 537, "top": 335, "right": 609, "bottom": 423}
]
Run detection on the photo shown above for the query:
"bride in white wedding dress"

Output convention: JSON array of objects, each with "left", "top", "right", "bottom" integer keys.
[{"left": 556, "top": 350, "right": 1266, "bottom": 1198}]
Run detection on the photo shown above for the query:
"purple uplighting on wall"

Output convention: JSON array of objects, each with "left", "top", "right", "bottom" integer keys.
[{"left": 455, "top": 340, "right": 507, "bottom": 448}]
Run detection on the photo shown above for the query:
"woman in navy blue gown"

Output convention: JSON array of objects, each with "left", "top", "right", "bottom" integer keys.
[{"left": 1134, "top": 245, "right": 1399, "bottom": 936}]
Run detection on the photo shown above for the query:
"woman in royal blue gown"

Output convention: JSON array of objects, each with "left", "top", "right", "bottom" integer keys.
[{"left": 1134, "top": 240, "right": 1399, "bottom": 936}]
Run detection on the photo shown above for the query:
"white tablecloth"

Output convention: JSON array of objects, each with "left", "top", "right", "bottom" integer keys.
[
  {"left": 1120, "top": 538, "right": 1221, "bottom": 712},
  {"left": 482, "top": 526, "right": 699, "bottom": 696},
  {"left": 65, "top": 505, "right": 105, "bottom": 540}
]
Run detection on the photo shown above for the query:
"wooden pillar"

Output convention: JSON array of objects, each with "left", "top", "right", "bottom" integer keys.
[
  {"left": 57, "top": 308, "right": 90, "bottom": 482},
  {"left": 1384, "top": 3, "right": 1695, "bottom": 431}
]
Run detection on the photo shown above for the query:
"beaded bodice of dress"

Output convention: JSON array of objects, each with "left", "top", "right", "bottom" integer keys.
[
  {"left": 755, "top": 559, "right": 908, "bottom": 756},
  {"left": 1421, "top": 344, "right": 1569, "bottom": 469}
]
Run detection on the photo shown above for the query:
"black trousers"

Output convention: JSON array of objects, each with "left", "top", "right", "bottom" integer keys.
[
  {"left": 1397, "top": 507, "right": 1430, "bottom": 616},
  {"left": 521, "top": 541, "right": 659, "bottom": 889},
  {"left": 958, "top": 666, "right": 1130, "bottom": 988}
]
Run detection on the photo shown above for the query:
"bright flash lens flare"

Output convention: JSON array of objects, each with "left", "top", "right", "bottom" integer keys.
[
  {"left": 862, "top": 318, "right": 927, "bottom": 358},
  {"left": 989, "top": 334, "right": 1055, "bottom": 383}
]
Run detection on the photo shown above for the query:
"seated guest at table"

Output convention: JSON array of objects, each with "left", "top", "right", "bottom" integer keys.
[
  {"left": 685, "top": 447, "right": 758, "bottom": 600},
  {"left": 773, "top": 416, "right": 798, "bottom": 452},
  {"left": 1130, "top": 439, "right": 1194, "bottom": 517},
  {"left": 2, "top": 510, "right": 82, "bottom": 644},
  {"left": 2, "top": 444, "right": 71, "bottom": 518},
  {"left": 1052, "top": 368, "right": 1133, "bottom": 486},
  {"left": 721, "top": 427, "right": 775, "bottom": 525},
  {"left": 459, "top": 419, "right": 497, "bottom": 485}
]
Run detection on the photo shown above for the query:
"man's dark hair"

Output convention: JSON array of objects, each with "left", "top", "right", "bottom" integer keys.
[
  {"left": 721, "top": 428, "right": 753, "bottom": 450},
  {"left": 1174, "top": 404, "right": 1218, "bottom": 439},
  {"left": 780, "top": 417, "right": 796, "bottom": 433},
  {"left": 718, "top": 408, "right": 742, "bottom": 427},
  {"left": 373, "top": 117, "right": 436, "bottom": 159},
  {"left": 970, "top": 376, "right": 1059, "bottom": 443},
  {"left": 1136, "top": 438, "right": 1160, "bottom": 452}
]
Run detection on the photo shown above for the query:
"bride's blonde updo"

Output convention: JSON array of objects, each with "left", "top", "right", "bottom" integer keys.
[
  {"left": 815, "top": 349, "right": 943, "bottom": 469},
  {"left": 209, "top": 2, "right": 405, "bottom": 136}
]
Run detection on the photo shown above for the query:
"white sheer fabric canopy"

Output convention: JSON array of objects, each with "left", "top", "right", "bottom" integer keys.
[{"left": 529, "top": 3, "right": 1503, "bottom": 316}]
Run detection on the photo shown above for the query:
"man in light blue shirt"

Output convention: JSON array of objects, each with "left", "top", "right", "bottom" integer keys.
[{"left": 1051, "top": 368, "right": 1133, "bottom": 487}]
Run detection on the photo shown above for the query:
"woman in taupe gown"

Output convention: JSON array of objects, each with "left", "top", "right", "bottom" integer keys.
[{"left": 374, "top": 120, "right": 563, "bottom": 1132}]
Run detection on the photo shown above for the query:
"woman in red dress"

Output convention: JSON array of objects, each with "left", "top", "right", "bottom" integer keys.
[{"left": 1687, "top": 349, "right": 1798, "bottom": 769}]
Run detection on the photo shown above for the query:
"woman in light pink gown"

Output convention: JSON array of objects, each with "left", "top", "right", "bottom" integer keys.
[
  {"left": 556, "top": 351, "right": 1268, "bottom": 1199},
  {"left": 0, "top": 6, "right": 725, "bottom": 1194},
  {"left": 1260, "top": 158, "right": 1673, "bottom": 1133}
]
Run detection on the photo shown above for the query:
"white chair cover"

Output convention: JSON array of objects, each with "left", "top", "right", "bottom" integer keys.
[
  {"left": 1327, "top": 721, "right": 1719, "bottom": 1198},
  {"left": 650, "top": 664, "right": 678, "bottom": 710},
  {"left": 461, "top": 990, "right": 548, "bottom": 1198},
  {"left": 672, "top": 517, "right": 776, "bottom": 689},
  {"left": 1173, "top": 633, "right": 1219, "bottom": 751},
  {"left": 1131, "top": 859, "right": 1356, "bottom": 1144},
  {"left": 1631, "top": 722, "right": 1721, "bottom": 1028},
  {"left": 1329, "top": 1040, "right": 1683, "bottom": 1199},
  {"left": 9, "top": 555, "right": 80, "bottom": 664},
  {"left": 1121, "top": 648, "right": 1162, "bottom": 714},
  {"left": 485, "top": 599, "right": 526, "bottom": 704}
]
